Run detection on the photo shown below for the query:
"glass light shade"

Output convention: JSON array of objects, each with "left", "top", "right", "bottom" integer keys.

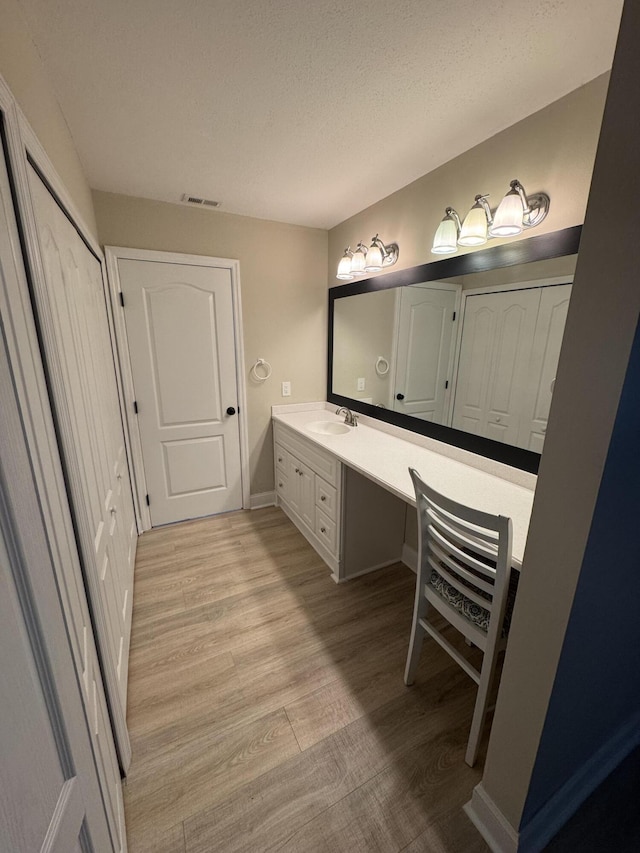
[
  {"left": 490, "top": 190, "right": 524, "bottom": 237},
  {"left": 458, "top": 204, "right": 489, "bottom": 246},
  {"left": 431, "top": 216, "right": 458, "bottom": 254},
  {"left": 336, "top": 252, "right": 354, "bottom": 280},
  {"left": 364, "top": 243, "right": 384, "bottom": 271},
  {"left": 351, "top": 246, "right": 367, "bottom": 275}
]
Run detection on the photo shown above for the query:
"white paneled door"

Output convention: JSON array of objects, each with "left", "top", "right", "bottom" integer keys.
[
  {"left": 26, "top": 165, "right": 137, "bottom": 771},
  {"left": 393, "top": 284, "right": 459, "bottom": 421},
  {"left": 452, "top": 288, "right": 540, "bottom": 444},
  {"left": 117, "top": 258, "right": 243, "bottom": 527}
]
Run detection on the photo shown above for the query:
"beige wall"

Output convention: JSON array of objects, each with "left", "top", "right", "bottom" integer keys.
[
  {"left": 328, "top": 74, "right": 609, "bottom": 287},
  {"left": 93, "top": 191, "right": 327, "bottom": 497},
  {"left": 0, "top": 0, "right": 97, "bottom": 236}
]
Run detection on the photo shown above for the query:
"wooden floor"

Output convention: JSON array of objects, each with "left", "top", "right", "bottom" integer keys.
[{"left": 123, "top": 506, "right": 489, "bottom": 853}]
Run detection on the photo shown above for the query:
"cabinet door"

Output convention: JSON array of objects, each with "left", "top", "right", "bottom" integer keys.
[
  {"left": 452, "top": 288, "right": 540, "bottom": 444},
  {"left": 298, "top": 462, "right": 315, "bottom": 530},
  {"left": 518, "top": 283, "right": 573, "bottom": 452},
  {"left": 285, "top": 454, "right": 302, "bottom": 516},
  {"left": 284, "top": 453, "right": 314, "bottom": 529}
]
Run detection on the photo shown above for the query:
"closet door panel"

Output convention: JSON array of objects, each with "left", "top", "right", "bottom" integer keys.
[
  {"left": 519, "top": 283, "right": 573, "bottom": 452},
  {"left": 26, "top": 164, "right": 135, "bottom": 767},
  {"left": 453, "top": 288, "right": 540, "bottom": 443}
]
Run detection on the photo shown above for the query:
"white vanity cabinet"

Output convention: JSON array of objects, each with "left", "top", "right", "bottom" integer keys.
[{"left": 274, "top": 421, "right": 342, "bottom": 573}]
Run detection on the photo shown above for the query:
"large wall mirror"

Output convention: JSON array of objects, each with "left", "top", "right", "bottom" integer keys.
[{"left": 328, "top": 225, "right": 582, "bottom": 473}]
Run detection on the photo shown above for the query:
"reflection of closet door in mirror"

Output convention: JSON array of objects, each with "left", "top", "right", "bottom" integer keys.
[
  {"left": 393, "top": 284, "right": 459, "bottom": 422},
  {"left": 452, "top": 288, "right": 540, "bottom": 443},
  {"left": 518, "top": 284, "right": 572, "bottom": 452}
]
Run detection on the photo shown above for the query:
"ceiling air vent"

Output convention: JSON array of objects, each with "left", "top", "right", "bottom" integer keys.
[{"left": 181, "top": 194, "right": 222, "bottom": 209}]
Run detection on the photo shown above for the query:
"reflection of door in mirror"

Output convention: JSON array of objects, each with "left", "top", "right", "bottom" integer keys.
[
  {"left": 451, "top": 281, "right": 572, "bottom": 451},
  {"left": 392, "top": 282, "right": 460, "bottom": 422}
]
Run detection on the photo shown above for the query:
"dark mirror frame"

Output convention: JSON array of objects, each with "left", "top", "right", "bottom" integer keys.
[{"left": 327, "top": 224, "right": 582, "bottom": 474}]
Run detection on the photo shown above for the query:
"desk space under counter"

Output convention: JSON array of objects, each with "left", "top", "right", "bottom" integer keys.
[
  {"left": 273, "top": 418, "right": 406, "bottom": 582},
  {"left": 272, "top": 403, "right": 536, "bottom": 582}
]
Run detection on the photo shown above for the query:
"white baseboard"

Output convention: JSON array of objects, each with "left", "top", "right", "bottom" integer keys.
[
  {"left": 250, "top": 491, "right": 276, "bottom": 509},
  {"left": 465, "top": 710, "right": 640, "bottom": 853},
  {"left": 401, "top": 543, "right": 417, "bottom": 573},
  {"left": 518, "top": 709, "right": 640, "bottom": 853},
  {"left": 334, "top": 558, "right": 401, "bottom": 584},
  {"left": 464, "top": 784, "right": 519, "bottom": 853}
]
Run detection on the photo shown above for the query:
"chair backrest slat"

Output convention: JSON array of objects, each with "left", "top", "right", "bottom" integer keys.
[
  {"left": 428, "top": 523, "right": 498, "bottom": 587},
  {"left": 428, "top": 539, "right": 496, "bottom": 600},
  {"left": 427, "top": 507, "right": 499, "bottom": 555}
]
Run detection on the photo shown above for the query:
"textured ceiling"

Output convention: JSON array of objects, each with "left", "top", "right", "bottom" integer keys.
[{"left": 18, "top": 0, "right": 623, "bottom": 228}]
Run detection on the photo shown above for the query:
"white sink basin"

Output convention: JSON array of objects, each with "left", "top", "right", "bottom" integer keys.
[{"left": 306, "top": 420, "right": 351, "bottom": 436}]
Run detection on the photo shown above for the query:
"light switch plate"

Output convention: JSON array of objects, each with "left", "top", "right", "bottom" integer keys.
[
  {"left": 282, "top": 381, "right": 291, "bottom": 397},
  {"left": 357, "top": 377, "right": 365, "bottom": 391}
]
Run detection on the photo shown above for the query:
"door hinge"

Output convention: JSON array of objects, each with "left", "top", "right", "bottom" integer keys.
[
  {"left": 133, "top": 400, "right": 138, "bottom": 414},
  {"left": 452, "top": 311, "right": 456, "bottom": 321},
  {"left": 145, "top": 494, "right": 150, "bottom": 507},
  {"left": 445, "top": 380, "right": 449, "bottom": 389},
  {"left": 119, "top": 291, "right": 125, "bottom": 307}
]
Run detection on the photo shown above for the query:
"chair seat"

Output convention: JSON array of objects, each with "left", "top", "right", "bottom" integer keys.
[{"left": 428, "top": 568, "right": 519, "bottom": 636}]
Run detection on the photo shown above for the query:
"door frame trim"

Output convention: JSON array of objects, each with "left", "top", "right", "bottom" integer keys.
[{"left": 105, "top": 245, "right": 251, "bottom": 530}]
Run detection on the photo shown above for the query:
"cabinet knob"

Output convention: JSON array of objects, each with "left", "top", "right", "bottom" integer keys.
[
  {"left": 396, "top": 393, "right": 405, "bottom": 401},
  {"left": 278, "top": 482, "right": 283, "bottom": 487},
  {"left": 495, "top": 416, "right": 501, "bottom": 423},
  {"left": 299, "top": 470, "right": 303, "bottom": 476},
  {"left": 278, "top": 456, "right": 283, "bottom": 462},
  {"left": 320, "top": 495, "right": 326, "bottom": 501},
  {"left": 320, "top": 527, "right": 326, "bottom": 534},
  {"left": 295, "top": 467, "right": 300, "bottom": 473}
]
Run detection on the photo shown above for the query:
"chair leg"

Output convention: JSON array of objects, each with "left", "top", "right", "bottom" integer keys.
[
  {"left": 465, "top": 647, "right": 501, "bottom": 767},
  {"left": 404, "top": 597, "right": 428, "bottom": 686}
]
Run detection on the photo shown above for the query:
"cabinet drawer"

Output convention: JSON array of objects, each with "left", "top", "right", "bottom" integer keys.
[
  {"left": 275, "top": 443, "right": 287, "bottom": 472},
  {"left": 315, "top": 507, "right": 337, "bottom": 555},
  {"left": 275, "top": 469, "right": 288, "bottom": 501},
  {"left": 274, "top": 422, "right": 340, "bottom": 487},
  {"left": 315, "top": 477, "right": 337, "bottom": 521}
]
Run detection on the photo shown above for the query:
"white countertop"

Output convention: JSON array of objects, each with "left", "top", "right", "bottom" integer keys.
[{"left": 272, "top": 406, "right": 535, "bottom": 568}]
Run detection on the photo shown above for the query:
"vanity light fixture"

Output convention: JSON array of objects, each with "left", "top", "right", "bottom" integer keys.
[
  {"left": 458, "top": 195, "right": 493, "bottom": 247},
  {"left": 350, "top": 242, "right": 369, "bottom": 275},
  {"left": 335, "top": 235, "right": 399, "bottom": 279},
  {"left": 431, "top": 178, "right": 550, "bottom": 254},
  {"left": 336, "top": 248, "right": 355, "bottom": 280},
  {"left": 431, "top": 208, "right": 462, "bottom": 254}
]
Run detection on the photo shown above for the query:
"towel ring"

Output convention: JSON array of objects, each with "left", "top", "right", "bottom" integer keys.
[
  {"left": 250, "top": 358, "right": 272, "bottom": 382},
  {"left": 375, "top": 356, "right": 390, "bottom": 376}
]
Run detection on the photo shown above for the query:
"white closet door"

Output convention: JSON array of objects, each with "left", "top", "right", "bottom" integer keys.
[
  {"left": 393, "top": 285, "right": 459, "bottom": 422},
  {"left": 0, "top": 131, "right": 123, "bottom": 850},
  {"left": 118, "top": 258, "right": 243, "bottom": 526},
  {"left": 452, "top": 288, "right": 540, "bottom": 443},
  {"left": 26, "top": 165, "right": 136, "bottom": 770},
  {"left": 518, "top": 283, "right": 573, "bottom": 452}
]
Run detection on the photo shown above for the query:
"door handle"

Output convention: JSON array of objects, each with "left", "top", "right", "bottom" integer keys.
[
  {"left": 396, "top": 393, "right": 405, "bottom": 401},
  {"left": 226, "top": 406, "right": 236, "bottom": 416}
]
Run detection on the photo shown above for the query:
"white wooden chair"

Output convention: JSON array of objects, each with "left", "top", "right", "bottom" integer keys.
[{"left": 405, "top": 467, "right": 516, "bottom": 767}]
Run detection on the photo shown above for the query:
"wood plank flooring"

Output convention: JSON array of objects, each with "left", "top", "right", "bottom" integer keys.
[{"left": 123, "top": 506, "right": 489, "bottom": 852}]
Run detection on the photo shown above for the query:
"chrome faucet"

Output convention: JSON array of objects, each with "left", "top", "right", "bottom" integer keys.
[{"left": 336, "top": 406, "right": 358, "bottom": 426}]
